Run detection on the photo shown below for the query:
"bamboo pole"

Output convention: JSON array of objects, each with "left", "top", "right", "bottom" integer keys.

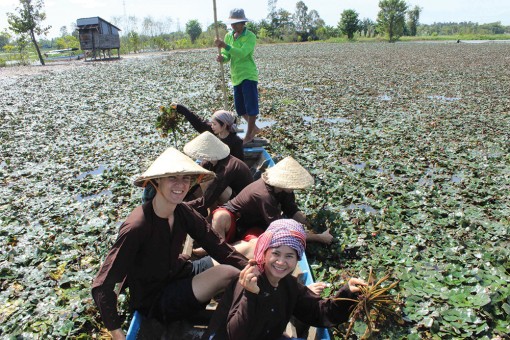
[{"left": 213, "top": 0, "right": 229, "bottom": 110}]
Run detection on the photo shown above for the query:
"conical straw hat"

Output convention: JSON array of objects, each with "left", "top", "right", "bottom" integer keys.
[
  {"left": 262, "top": 156, "right": 314, "bottom": 189},
  {"left": 134, "top": 147, "right": 215, "bottom": 187},
  {"left": 183, "top": 131, "right": 230, "bottom": 161}
]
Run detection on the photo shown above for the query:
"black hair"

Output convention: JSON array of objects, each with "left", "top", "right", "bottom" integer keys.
[{"left": 213, "top": 118, "right": 225, "bottom": 127}]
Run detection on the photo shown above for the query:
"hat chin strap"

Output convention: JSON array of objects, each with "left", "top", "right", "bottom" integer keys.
[{"left": 148, "top": 179, "right": 172, "bottom": 207}]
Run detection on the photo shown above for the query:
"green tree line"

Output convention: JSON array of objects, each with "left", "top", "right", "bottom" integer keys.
[{"left": 2, "top": 0, "right": 510, "bottom": 65}]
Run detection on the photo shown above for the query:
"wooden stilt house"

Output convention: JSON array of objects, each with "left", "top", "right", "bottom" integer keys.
[{"left": 76, "top": 17, "right": 121, "bottom": 61}]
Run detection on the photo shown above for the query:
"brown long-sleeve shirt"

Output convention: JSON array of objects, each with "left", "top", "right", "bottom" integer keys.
[
  {"left": 223, "top": 178, "right": 300, "bottom": 237},
  {"left": 91, "top": 201, "right": 248, "bottom": 331},
  {"left": 205, "top": 273, "right": 357, "bottom": 340},
  {"left": 192, "top": 155, "right": 253, "bottom": 216},
  {"left": 176, "top": 104, "right": 244, "bottom": 161}
]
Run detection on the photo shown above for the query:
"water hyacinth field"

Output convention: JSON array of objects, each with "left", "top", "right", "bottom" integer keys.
[{"left": 1, "top": 42, "right": 509, "bottom": 339}]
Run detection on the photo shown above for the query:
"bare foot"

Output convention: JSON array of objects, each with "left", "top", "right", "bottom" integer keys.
[{"left": 243, "top": 126, "right": 260, "bottom": 144}]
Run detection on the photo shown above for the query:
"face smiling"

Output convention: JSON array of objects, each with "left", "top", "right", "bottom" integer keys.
[
  {"left": 156, "top": 175, "right": 192, "bottom": 205},
  {"left": 263, "top": 245, "right": 298, "bottom": 287}
]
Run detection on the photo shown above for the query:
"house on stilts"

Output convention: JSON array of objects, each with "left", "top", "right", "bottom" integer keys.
[{"left": 76, "top": 17, "right": 121, "bottom": 61}]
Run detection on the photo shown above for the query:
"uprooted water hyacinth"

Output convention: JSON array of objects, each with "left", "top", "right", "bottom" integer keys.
[
  {"left": 156, "top": 104, "right": 182, "bottom": 146},
  {"left": 333, "top": 268, "right": 404, "bottom": 339}
]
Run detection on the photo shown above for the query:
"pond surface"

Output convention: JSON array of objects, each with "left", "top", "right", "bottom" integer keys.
[
  {"left": 1, "top": 42, "right": 509, "bottom": 339},
  {"left": 76, "top": 165, "right": 107, "bottom": 180},
  {"left": 236, "top": 119, "right": 276, "bottom": 137},
  {"left": 303, "top": 116, "right": 350, "bottom": 124},
  {"left": 75, "top": 190, "right": 113, "bottom": 202}
]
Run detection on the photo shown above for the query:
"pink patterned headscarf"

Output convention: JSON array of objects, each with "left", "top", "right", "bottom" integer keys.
[
  {"left": 254, "top": 219, "right": 307, "bottom": 272},
  {"left": 212, "top": 110, "right": 237, "bottom": 133}
]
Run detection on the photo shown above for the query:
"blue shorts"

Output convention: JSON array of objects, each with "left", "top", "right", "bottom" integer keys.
[{"left": 233, "top": 79, "right": 259, "bottom": 117}]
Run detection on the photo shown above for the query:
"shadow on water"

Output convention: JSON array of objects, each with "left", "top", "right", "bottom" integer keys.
[{"left": 76, "top": 165, "right": 107, "bottom": 180}]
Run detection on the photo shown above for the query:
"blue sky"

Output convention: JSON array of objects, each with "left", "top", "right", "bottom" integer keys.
[{"left": 1, "top": 0, "right": 509, "bottom": 38}]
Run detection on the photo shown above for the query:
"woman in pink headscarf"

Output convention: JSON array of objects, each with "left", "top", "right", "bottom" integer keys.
[{"left": 205, "top": 219, "right": 367, "bottom": 340}]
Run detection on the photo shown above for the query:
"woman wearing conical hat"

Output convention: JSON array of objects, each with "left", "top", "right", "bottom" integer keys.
[
  {"left": 184, "top": 131, "right": 253, "bottom": 217},
  {"left": 209, "top": 156, "right": 333, "bottom": 258},
  {"left": 91, "top": 148, "right": 248, "bottom": 339}
]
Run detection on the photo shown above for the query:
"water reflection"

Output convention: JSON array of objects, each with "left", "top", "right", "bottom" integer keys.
[
  {"left": 76, "top": 165, "right": 107, "bottom": 180},
  {"left": 237, "top": 119, "right": 276, "bottom": 138},
  {"left": 451, "top": 176, "right": 462, "bottom": 183},
  {"left": 303, "top": 116, "right": 350, "bottom": 124},
  {"left": 428, "top": 95, "right": 461, "bottom": 101},
  {"left": 417, "top": 167, "right": 435, "bottom": 186},
  {"left": 345, "top": 203, "right": 377, "bottom": 214}
]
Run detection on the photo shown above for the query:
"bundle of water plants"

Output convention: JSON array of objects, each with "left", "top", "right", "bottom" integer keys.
[
  {"left": 156, "top": 104, "right": 182, "bottom": 145},
  {"left": 333, "top": 268, "right": 404, "bottom": 339}
]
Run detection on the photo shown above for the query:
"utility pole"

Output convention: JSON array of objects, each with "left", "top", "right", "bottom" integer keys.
[{"left": 123, "top": 0, "right": 127, "bottom": 31}]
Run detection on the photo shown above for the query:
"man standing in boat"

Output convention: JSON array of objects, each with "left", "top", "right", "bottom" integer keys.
[
  {"left": 91, "top": 148, "right": 248, "bottom": 339},
  {"left": 215, "top": 8, "right": 260, "bottom": 144}
]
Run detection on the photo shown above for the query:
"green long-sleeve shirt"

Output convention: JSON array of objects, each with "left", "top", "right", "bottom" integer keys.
[{"left": 221, "top": 28, "right": 259, "bottom": 86}]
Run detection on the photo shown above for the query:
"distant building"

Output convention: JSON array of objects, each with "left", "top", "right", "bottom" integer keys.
[{"left": 76, "top": 17, "right": 121, "bottom": 61}]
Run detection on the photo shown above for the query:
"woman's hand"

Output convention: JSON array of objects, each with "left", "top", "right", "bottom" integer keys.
[
  {"left": 308, "top": 282, "right": 329, "bottom": 295},
  {"left": 239, "top": 260, "right": 260, "bottom": 294},
  {"left": 318, "top": 228, "right": 333, "bottom": 244},
  {"left": 347, "top": 278, "right": 367, "bottom": 293},
  {"left": 110, "top": 328, "right": 126, "bottom": 340}
]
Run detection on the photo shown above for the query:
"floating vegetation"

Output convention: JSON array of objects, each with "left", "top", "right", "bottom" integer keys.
[{"left": 1, "top": 42, "right": 509, "bottom": 338}]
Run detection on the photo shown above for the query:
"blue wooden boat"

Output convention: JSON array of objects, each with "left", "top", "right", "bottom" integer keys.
[{"left": 126, "top": 146, "right": 331, "bottom": 340}]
